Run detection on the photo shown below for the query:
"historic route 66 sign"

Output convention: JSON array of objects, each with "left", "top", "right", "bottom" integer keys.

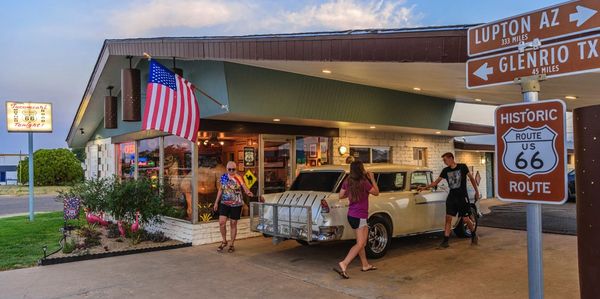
[
  {"left": 495, "top": 100, "right": 567, "bottom": 204},
  {"left": 502, "top": 126, "right": 558, "bottom": 177}
]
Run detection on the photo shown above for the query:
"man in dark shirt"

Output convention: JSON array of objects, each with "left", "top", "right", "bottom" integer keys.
[{"left": 418, "top": 152, "right": 480, "bottom": 248}]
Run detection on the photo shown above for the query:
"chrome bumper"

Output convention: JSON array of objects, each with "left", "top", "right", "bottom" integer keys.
[{"left": 250, "top": 202, "right": 344, "bottom": 243}]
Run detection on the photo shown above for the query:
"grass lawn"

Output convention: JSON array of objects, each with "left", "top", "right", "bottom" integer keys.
[
  {"left": 0, "top": 212, "right": 64, "bottom": 271},
  {"left": 0, "top": 185, "right": 70, "bottom": 196}
]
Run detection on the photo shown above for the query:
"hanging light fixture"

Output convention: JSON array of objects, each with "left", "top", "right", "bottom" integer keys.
[
  {"left": 122, "top": 56, "right": 141, "bottom": 121},
  {"left": 104, "top": 86, "right": 117, "bottom": 129}
]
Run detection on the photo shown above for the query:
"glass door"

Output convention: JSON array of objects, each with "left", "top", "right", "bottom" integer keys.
[{"left": 259, "top": 135, "right": 295, "bottom": 195}]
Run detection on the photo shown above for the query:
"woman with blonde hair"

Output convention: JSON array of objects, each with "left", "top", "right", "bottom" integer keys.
[
  {"left": 213, "top": 161, "right": 253, "bottom": 253},
  {"left": 334, "top": 160, "right": 380, "bottom": 279}
]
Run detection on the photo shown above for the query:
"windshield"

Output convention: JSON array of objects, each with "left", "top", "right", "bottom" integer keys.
[{"left": 290, "top": 171, "right": 344, "bottom": 192}]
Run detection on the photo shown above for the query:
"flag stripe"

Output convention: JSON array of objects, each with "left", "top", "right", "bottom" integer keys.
[{"left": 141, "top": 60, "right": 200, "bottom": 142}]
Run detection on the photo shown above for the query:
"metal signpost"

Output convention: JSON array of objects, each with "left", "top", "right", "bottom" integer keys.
[
  {"left": 466, "top": 1, "right": 597, "bottom": 298},
  {"left": 5, "top": 101, "right": 53, "bottom": 221}
]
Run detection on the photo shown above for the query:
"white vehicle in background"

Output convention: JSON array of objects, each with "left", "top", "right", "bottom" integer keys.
[{"left": 250, "top": 164, "right": 480, "bottom": 258}]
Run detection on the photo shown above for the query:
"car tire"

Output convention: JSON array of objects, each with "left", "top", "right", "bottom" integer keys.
[
  {"left": 296, "top": 239, "right": 310, "bottom": 246},
  {"left": 453, "top": 205, "right": 479, "bottom": 238},
  {"left": 366, "top": 215, "right": 392, "bottom": 259}
]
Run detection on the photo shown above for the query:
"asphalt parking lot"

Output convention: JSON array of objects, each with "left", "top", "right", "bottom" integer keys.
[
  {"left": 0, "top": 226, "right": 578, "bottom": 299},
  {"left": 0, "top": 195, "right": 62, "bottom": 217}
]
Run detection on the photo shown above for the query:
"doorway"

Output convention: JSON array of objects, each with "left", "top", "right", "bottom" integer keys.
[{"left": 259, "top": 135, "right": 295, "bottom": 195}]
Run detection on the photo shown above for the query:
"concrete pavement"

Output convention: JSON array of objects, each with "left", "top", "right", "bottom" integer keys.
[
  {"left": 0, "top": 195, "right": 62, "bottom": 217},
  {"left": 0, "top": 226, "right": 578, "bottom": 299}
]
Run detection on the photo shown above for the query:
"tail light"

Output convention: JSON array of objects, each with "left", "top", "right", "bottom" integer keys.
[{"left": 320, "top": 199, "right": 330, "bottom": 213}]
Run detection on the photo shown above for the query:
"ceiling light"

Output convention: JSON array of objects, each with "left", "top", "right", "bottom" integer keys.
[
  {"left": 565, "top": 95, "right": 577, "bottom": 100},
  {"left": 322, "top": 69, "right": 332, "bottom": 74},
  {"left": 474, "top": 98, "right": 482, "bottom": 102},
  {"left": 273, "top": 118, "right": 281, "bottom": 122},
  {"left": 435, "top": 131, "right": 442, "bottom": 134},
  {"left": 369, "top": 126, "right": 376, "bottom": 129},
  {"left": 413, "top": 87, "right": 422, "bottom": 91}
]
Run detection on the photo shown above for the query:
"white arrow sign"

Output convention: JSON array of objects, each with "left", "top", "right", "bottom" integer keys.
[
  {"left": 473, "top": 62, "right": 494, "bottom": 81},
  {"left": 570, "top": 5, "right": 598, "bottom": 27}
]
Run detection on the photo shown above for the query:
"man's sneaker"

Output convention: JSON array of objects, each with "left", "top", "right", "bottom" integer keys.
[
  {"left": 471, "top": 232, "right": 479, "bottom": 246},
  {"left": 438, "top": 240, "right": 449, "bottom": 249}
]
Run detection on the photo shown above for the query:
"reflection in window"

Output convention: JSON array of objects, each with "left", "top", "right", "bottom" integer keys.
[
  {"left": 163, "top": 135, "right": 192, "bottom": 220},
  {"left": 410, "top": 171, "right": 432, "bottom": 189},
  {"left": 296, "top": 137, "right": 331, "bottom": 170},
  {"left": 117, "top": 142, "right": 135, "bottom": 180},
  {"left": 137, "top": 138, "right": 160, "bottom": 180},
  {"left": 349, "top": 146, "right": 390, "bottom": 163},
  {"left": 377, "top": 172, "right": 406, "bottom": 192}
]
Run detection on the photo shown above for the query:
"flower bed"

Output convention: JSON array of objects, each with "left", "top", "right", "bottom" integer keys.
[{"left": 41, "top": 222, "right": 189, "bottom": 265}]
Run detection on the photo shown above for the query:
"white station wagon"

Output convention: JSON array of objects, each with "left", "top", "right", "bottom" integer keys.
[{"left": 250, "top": 164, "right": 480, "bottom": 258}]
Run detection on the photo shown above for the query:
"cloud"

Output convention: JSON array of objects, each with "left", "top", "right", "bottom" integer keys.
[
  {"left": 272, "top": 0, "right": 419, "bottom": 32},
  {"left": 110, "top": 0, "right": 250, "bottom": 37},
  {"left": 110, "top": 0, "right": 420, "bottom": 37}
]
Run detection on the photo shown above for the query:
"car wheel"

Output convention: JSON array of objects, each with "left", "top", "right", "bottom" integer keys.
[
  {"left": 453, "top": 205, "right": 479, "bottom": 238},
  {"left": 366, "top": 215, "right": 392, "bottom": 259}
]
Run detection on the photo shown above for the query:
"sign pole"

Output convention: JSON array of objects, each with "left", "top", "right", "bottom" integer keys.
[
  {"left": 519, "top": 77, "right": 543, "bottom": 299},
  {"left": 28, "top": 132, "right": 34, "bottom": 221}
]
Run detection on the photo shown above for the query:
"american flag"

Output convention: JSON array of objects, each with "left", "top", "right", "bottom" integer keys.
[{"left": 142, "top": 60, "right": 199, "bottom": 142}]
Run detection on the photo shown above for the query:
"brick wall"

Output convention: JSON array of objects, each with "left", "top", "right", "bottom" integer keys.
[
  {"left": 454, "top": 151, "right": 489, "bottom": 199},
  {"left": 333, "top": 129, "right": 454, "bottom": 178},
  {"left": 145, "top": 217, "right": 261, "bottom": 245},
  {"left": 85, "top": 138, "right": 115, "bottom": 179}
]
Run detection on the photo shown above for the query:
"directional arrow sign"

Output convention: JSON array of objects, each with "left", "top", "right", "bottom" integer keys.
[
  {"left": 467, "top": 33, "right": 600, "bottom": 89},
  {"left": 468, "top": 0, "right": 600, "bottom": 56}
]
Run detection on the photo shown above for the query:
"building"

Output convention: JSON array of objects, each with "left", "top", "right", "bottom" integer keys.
[
  {"left": 0, "top": 154, "right": 25, "bottom": 185},
  {"left": 66, "top": 25, "right": 518, "bottom": 245}
]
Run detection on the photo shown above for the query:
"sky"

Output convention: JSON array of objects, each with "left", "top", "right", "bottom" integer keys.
[{"left": 0, "top": 0, "right": 564, "bottom": 153}]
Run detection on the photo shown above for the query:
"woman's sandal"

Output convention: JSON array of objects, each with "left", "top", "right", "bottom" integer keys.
[
  {"left": 361, "top": 265, "right": 378, "bottom": 272},
  {"left": 333, "top": 267, "right": 350, "bottom": 279},
  {"left": 217, "top": 241, "right": 228, "bottom": 252},
  {"left": 228, "top": 245, "right": 235, "bottom": 253}
]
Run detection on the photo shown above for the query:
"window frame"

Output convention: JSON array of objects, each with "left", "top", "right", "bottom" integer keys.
[
  {"left": 409, "top": 170, "right": 433, "bottom": 190},
  {"left": 349, "top": 145, "right": 391, "bottom": 164}
]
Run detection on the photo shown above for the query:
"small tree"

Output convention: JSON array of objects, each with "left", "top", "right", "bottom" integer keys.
[{"left": 18, "top": 148, "right": 84, "bottom": 186}]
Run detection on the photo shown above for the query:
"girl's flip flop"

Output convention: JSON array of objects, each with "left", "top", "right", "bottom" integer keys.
[
  {"left": 333, "top": 267, "right": 350, "bottom": 279},
  {"left": 361, "top": 265, "right": 378, "bottom": 272}
]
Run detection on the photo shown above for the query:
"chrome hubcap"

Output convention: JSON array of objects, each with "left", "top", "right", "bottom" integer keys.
[{"left": 368, "top": 223, "right": 388, "bottom": 254}]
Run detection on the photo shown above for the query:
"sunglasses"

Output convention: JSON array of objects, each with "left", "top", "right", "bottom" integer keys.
[{"left": 227, "top": 168, "right": 236, "bottom": 171}]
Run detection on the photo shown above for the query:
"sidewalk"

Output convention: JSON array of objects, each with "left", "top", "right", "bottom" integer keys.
[{"left": 0, "top": 226, "right": 578, "bottom": 299}]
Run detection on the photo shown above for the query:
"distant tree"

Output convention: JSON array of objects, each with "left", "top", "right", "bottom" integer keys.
[
  {"left": 71, "top": 147, "right": 86, "bottom": 163},
  {"left": 17, "top": 148, "right": 84, "bottom": 186}
]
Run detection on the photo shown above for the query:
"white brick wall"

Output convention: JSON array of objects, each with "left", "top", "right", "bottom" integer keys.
[
  {"left": 455, "top": 151, "right": 489, "bottom": 199},
  {"left": 333, "top": 129, "right": 454, "bottom": 178},
  {"left": 85, "top": 138, "right": 115, "bottom": 179},
  {"left": 146, "top": 217, "right": 261, "bottom": 245}
]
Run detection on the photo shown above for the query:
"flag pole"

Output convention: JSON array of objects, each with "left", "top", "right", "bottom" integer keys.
[{"left": 143, "top": 52, "right": 228, "bottom": 111}]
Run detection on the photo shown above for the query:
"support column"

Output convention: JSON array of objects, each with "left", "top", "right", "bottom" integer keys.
[{"left": 573, "top": 104, "right": 600, "bottom": 299}]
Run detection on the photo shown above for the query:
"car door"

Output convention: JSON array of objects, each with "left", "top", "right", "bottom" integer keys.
[
  {"left": 412, "top": 171, "right": 448, "bottom": 232},
  {"left": 369, "top": 172, "right": 415, "bottom": 236}
]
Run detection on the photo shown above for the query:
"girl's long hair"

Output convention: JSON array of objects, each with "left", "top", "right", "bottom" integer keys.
[{"left": 347, "top": 161, "right": 367, "bottom": 202}]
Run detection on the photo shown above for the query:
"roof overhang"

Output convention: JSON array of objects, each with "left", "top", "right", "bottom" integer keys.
[{"left": 68, "top": 24, "right": 599, "bottom": 146}]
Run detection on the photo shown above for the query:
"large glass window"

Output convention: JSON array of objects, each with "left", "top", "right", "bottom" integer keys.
[
  {"left": 163, "top": 135, "right": 193, "bottom": 220},
  {"left": 296, "top": 137, "right": 331, "bottom": 169},
  {"left": 196, "top": 132, "right": 259, "bottom": 222},
  {"left": 137, "top": 138, "right": 160, "bottom": 180},
  {"left": 117, "top": 142, "right": 135, "bottom": 179}
]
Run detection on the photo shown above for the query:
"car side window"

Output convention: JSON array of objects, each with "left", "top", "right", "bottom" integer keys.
[
  {"left": 376, "top": 172, "right": 406, "bottom": 192},
  {"left": 410, "top": 171, "right": 430, "bottom": 190}
]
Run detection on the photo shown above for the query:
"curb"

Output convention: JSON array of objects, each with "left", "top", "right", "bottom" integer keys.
[{"left": 39, "top": 242, "right": 192, "bottom": 266}]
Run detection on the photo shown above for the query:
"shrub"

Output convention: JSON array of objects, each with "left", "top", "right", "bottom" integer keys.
[
  {"left": 62, "top": 239, "right": 76, "bottom": 254},
  {"left": 77, "top": 224, "right": 102, "bottom": 248},
  {"left": 59, "top": 177, "right": 112, "bottom": 214},
  {"left": 107, "top": 177, "right": 169, "bottom": 226},
  {"left": 17, "top": 148, "right": 84, "bottom": 186}
]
